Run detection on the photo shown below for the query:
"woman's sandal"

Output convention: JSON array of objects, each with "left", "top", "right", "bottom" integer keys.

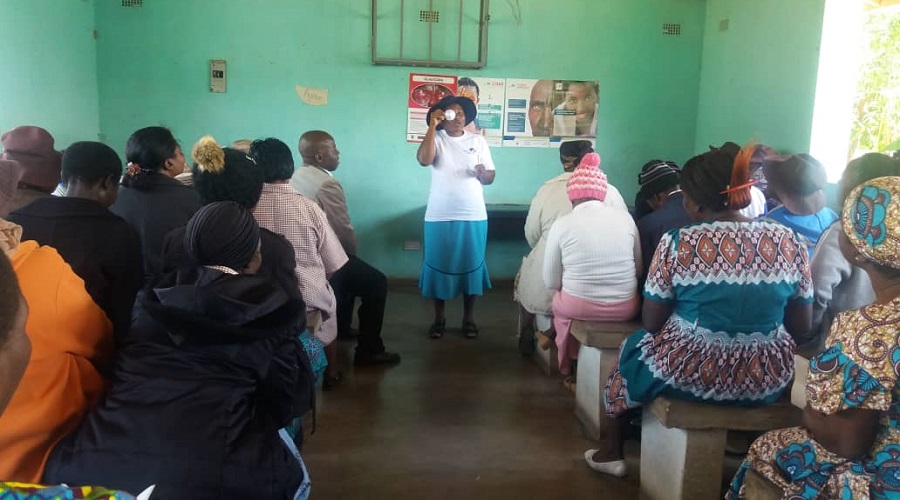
[
  {"left": 563, "top": 375, "right": 577, "bottom": 393},
  {"left": 429, "top": 318, "right": 446, "bottom": 339},
  {"left": 462, "top": 321, "right": 479, "bottom": 339}
]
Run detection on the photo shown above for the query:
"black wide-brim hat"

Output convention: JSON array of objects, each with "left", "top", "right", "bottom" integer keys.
[{"left": 426, "top": 96, "right": 477, "bottom": 130}]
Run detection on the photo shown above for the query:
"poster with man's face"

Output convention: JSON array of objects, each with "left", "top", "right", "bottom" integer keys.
[
  {"left": 503, "top": 79, "right": 599, "bottom": 148},
  {"left": 455, "top": 76, "right": 506, "bottom": 147}
]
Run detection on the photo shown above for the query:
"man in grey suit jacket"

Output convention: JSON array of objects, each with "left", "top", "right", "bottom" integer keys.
[{"left": 291, "top": 131, "right": 400, "bottom": 366}]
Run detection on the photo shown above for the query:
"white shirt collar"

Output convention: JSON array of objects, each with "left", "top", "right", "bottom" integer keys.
[{"left": 303, "top": 163, "right": 332, "bottom": 177}]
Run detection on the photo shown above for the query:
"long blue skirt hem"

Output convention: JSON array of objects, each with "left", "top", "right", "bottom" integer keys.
[{"left": 419, "top": 220, "right": 492, "bottom": 300}]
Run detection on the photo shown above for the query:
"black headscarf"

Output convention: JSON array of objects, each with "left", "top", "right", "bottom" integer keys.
[
  {"left": 559, "top": 140, "right": 594, "bottom": 165},
  {"left": 184, "top": 201, "right": 260, "bottom": 270}
]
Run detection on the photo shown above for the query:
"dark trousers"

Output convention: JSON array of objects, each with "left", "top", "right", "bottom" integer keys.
[{"left": 329, "top": 255, "right": 387, "bottom": 354}]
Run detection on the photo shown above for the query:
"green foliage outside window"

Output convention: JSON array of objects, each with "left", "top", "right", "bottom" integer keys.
[{"left": 851, "top": 10, "right": 900, "bottom": 157}]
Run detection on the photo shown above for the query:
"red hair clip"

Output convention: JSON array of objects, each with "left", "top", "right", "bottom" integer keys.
[{"left": 719, "top": 178, "right": 758, "bottom": 195}]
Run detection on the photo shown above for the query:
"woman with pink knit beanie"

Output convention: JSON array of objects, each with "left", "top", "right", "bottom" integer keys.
[{"left": 542, "top": 152, "right": 641, "bottom": 384}]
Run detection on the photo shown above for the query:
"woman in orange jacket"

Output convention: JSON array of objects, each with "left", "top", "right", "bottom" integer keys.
[{"left": 0, "top": 217, "right": 112, "bottom": 482}]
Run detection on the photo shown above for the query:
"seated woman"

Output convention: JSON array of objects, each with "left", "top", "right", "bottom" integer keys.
[
  {"left": 8, "top": 141, "right": 143, "bottom": 338},
  {"left": 165, "top": 135, "right": 325, "bottom": 385},
  {"left": 111, "top": 126, "right": 201, "bottom": 281},
  {"left": 728, "top": 175, "right": 900, "bottom": 499},
  {"left": 0, "top": 218, "right": 112, "bottom": 483},
  {"left": 585, "top": 145, "right": 813, "bottom": 477},
  {"left": 515, "top": 141, "right": 626, "bottom": 354},
  {"left": 808, "top": 153, "right": 899, "bottom": 353},
  {"left": 543, "top": 152, "right": 640, "bottom": 380},
  {"left": 716, "top": 141, "right": 774, "bottom": 218},
  {"left": 0, "top": 126, "right": 62, "bottom": 214},
  {"left": 44, "top": 202, "right": 311, "bottom": 499},
  {"left": 0, "top": 240, "right": 30, "bottom": 418},
  {"left": 764, "top": 154, "right": 838, "bottom": 256},
  {"left": 241, "top": 136, "right": 348, "bottom": 387}
]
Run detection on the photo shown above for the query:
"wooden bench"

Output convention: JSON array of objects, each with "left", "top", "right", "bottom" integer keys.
[
  {"left": 640, "top": 396, "right": 801, "bottom": 500},
  {"left": 740, "top": 469, "right": 783, "bottom": 499},
  {"left": 570, "top": 320, "right": 641, "bottom": 439}
]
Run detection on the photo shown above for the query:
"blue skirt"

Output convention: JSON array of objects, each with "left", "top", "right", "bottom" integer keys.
[{"left": 420, "top": 220, "right": 491, "bottom": 300}]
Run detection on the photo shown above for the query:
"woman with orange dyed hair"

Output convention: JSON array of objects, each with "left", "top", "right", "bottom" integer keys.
[
  {"left": 0, "top": 218, "right": 113, "bottom": 482},
  {"left": 584, "top": 145, "right": 814, "bottom": 477}
]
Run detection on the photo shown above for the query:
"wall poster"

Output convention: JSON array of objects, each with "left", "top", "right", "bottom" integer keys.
[
  {"left": 407, "top": 73, "right": 598, "bottom": 148},
  {"left": 503, "top": 79, "right": 599, "bottom": 148},
  {"left": 407, "top": 73, "right": 457, "bottom": 142}
]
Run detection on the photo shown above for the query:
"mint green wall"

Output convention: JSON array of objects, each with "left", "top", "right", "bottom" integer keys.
[
  {"left": 0, "top": 0, "right": 99, "bottom": 148},
  {"left": 694, "top": 0, "right": 826, "bottom": 154},
  {"left": 93, "top": 0, "right": 706, "bottom": 279}
]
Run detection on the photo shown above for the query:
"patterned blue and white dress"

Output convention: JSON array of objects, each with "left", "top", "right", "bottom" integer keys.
[{"left": 605, "top": 220, "right": 813, "bottom": 415}]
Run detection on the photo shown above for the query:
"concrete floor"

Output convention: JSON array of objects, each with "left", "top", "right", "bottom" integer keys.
[{"left": 301, "top": 285, "right": 640, "bottom": 500}]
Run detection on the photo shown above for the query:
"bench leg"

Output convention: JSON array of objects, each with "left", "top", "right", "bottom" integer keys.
[
  {"left": 640, "top": 409, "right": 726, "bottom": 500},
  {"left": 575, "top": 346, "right": 619, "bottom": 441},
  {"left": 531, "top": 331, "right": 559, "bottom": 376}
]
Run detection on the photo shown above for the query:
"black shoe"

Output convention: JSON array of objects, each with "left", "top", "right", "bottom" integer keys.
[
  {"left": 462, "top": 321, "right": 479, "bottom": 339},
  {"left": 429, "top": 319, "right": 446, "bottom": 339},
  {"left": 355, "top": 350, "right": 401, "bottom": 366}
]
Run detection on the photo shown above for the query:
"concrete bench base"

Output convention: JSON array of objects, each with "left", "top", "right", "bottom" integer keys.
[
  {"left": 574, "top": 344, "right": 620, "bottom": 440},
  {"left": 639, "top": 396, "right": 801, "bottom": 500},
  {"left": 570, "top": 320, "right": 641, "bottom": 440},
  {"left": 640, "top": 409, "right": 728, "bottom": 500}
]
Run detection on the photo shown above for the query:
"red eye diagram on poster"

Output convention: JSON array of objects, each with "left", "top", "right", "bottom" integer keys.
[
  {"left": 503, "top": 79, "right": 599, "bottom": 148},
  {"left": 407, "top": 73, "right": 457, "bottom": 142}
]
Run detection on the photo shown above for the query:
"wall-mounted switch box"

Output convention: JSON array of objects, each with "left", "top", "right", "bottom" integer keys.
[
  {"left": 403, "top": 240, "right": 421, "bottom": 251},
  {"left": 210, "top": 59, "right": 226, "bottom": 93}
]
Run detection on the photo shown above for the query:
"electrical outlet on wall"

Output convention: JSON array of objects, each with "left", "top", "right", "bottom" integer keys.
[
  {"left": 403, "top": 240, "right": 421, "bottom": 251},
  {"left": 210, "top": 60, "right": 226, "bottom": 93}
]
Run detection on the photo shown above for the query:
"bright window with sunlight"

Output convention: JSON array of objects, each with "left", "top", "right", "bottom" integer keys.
[{"left": 811, "top": 0, "right": 900, "bottom": 181}]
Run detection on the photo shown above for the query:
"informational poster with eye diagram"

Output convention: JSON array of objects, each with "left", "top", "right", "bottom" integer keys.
[
  {"left": 503, "top": 79, "right": 599, "bottom": 148},
  {"left": 407, "top": 73, "right": 597, "bottom": 147},
  {"left": 456, "top": 76, "right": 506, "bottom": 147},
  {"left": 407, "top": 73, "right": 457, "bottom": 142}
]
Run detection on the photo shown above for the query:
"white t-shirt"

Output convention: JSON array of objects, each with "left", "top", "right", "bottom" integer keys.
[
  {"left": 424, "top": 130, "right": 496, "bottom": 221},
  {"left": 739, "top": 185, "right": 767, "bottom": 219}
]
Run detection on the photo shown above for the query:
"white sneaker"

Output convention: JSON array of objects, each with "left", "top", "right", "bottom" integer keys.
[{"left": 584, "top": 449, "right": 627, "bottom": 477}]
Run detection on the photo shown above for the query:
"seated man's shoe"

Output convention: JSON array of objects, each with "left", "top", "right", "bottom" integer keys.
[
  {"left": 338, "top": 328, "right": 360, "bottom": 340},
  {"left": 355, "top": 350, "right": 401, "bottom": 366},
  {"left": 518, "top": 324, "right": 536, "bottom": 357}
]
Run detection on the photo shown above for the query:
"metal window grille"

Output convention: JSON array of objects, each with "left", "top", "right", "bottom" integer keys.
[
  {"left": 121, "top": 0, "right": 142, "bottom": 7},
  {"left": 372, "top": 0, "right": 491, "bottom": 69}
]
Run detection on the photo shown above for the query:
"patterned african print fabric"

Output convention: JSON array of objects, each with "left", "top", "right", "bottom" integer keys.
[
  {"left": 0, "top": 483, "right": 134, "bottom": 499},
  {"left": 728, "top": 296, "right": 900, "bottom": 499},
  {"left": 605, "top": 220, "right": 813, "bottom": 416},
  {"left": 843, "top": 177, "right": 900, "bottom": 270}
]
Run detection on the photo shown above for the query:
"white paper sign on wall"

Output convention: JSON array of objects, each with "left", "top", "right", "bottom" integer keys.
[{"left": 210, "top": 60, "right": 226, "bottom": 93}]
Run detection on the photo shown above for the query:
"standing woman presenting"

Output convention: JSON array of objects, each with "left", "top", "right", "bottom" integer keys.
[{"left": 416, "top": 96, "right": 495, "bottom": 339}]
